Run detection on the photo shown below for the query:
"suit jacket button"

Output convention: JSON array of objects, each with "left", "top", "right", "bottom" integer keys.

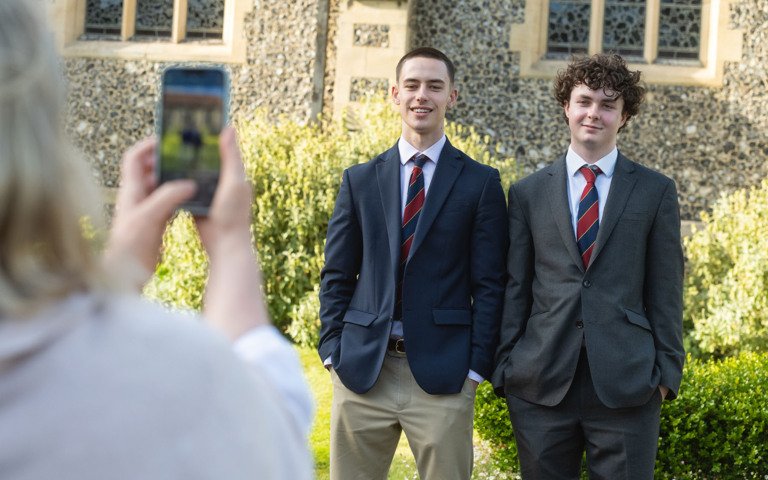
[
  {"left": 582, "top": 280, "right": 591, "bottom": 288},
  {"left": 575, "top": 320, "right": 584, "bottom": 329}
]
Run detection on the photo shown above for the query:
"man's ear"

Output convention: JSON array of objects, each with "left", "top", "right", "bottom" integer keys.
[
  {"left": 620, "top": 112, "right": 628, "bottom": 128},
  {"left": 448, "top": 87, "right": 458, "bottom": 108},
  {"left": 391, "top": 84, "right": 400, "bottom": 105},
  {"left": 563, "top": 101, "right": 571, "bottom": 119}
]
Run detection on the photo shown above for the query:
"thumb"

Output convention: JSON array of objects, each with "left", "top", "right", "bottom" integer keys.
[{"left": 138, "top": 179, "right": 197, "bottom": 223}]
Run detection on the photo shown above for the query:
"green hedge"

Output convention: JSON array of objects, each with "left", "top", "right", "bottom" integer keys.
[
  {"left": 657, "top": 352, "right": 768, "bottom": 478},
  {"left": 684, "top": 179, "right": 768, "bottom": 357},
  {"left": 474, "top": 382, "right": 520, "bottom": 473},
  {"left": 145, "top": 97, "right": 516, "bottom": 341},
  {"left": 475, "top": 352, "right": 768, "bottom": 478}
]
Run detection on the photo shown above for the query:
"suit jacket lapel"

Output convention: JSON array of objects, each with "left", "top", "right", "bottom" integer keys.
[
  {"left": 590, "top": 152, "right": 637, "bottom": 265},
  {"left": 408, "top": 140, "right": 463, "bottom": 261},
  {"left": 546, "top": 155, "right": 585, "bottom": 271},
  {"left": 377, "top": 144, "right": 403, "bottom": 281}
]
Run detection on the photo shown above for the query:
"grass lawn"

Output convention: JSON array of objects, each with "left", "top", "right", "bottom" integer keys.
[{"left": 298, "top": 347, "right": 518, "bottom": 480}]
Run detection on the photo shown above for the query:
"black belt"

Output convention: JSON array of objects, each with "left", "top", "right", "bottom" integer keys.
[{"left": 387, "top": 337, "right": 406, "bottom": 353}]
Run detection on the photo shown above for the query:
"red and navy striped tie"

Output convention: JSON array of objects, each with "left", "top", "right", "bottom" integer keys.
[
  {"left": 395, "top": 153, "right": 428, "bottom": 318},
  {"left": 576, "top": 164, "right": 602, "bottom": 268}
]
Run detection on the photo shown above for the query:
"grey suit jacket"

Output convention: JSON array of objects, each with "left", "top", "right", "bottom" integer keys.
[{"left": 492, "top": 152, "right": 685, "bottom": 409}]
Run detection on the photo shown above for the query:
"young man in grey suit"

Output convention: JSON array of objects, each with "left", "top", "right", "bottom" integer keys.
[
  {"left": 318, "top": 47, "right": 508, "bottom": 479},
  {"left": 492, "top": 54, "right": 685, "bottom": 479}
]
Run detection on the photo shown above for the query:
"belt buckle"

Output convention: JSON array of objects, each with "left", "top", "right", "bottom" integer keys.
[{"left": 394, "top": 338, "right": 406, "bottom": 354}]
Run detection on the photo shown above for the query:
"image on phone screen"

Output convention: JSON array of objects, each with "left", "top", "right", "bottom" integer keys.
[{"left": 159, "top": 67, "right": 227, "bottom": 215}]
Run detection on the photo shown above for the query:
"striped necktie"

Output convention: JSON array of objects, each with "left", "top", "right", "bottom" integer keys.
[
  {"left": 576, "top": 164, "right": 602, "bottom": 268},
  {"left": 394, "top": 153, "right": 428, "bottom": 318}
]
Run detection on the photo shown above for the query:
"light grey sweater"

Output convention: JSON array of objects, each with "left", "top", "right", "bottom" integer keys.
[{"left": 0, "top": 293, "right": 313, "bottom": 479}]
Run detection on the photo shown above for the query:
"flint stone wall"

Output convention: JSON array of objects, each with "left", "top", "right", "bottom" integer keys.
[
  {"left": 65, "top": 0, "right": 321, "bottom": 188},
  {"left": 63, "top": 0, "right": 768, "bottom": 221}
]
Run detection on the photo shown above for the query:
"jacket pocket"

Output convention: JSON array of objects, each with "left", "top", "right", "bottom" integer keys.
[
  {"left": 621, "top": 212, "right": 647, "bottom": 222},
  {"left": 433, "top": 309, "right": 472, "bottom": 326},
  {"left": 342, "top": 309, "right": 377, "bottom": 327},
  {"left": 624, "top": 308, "right": 652, "bottom": 331}
]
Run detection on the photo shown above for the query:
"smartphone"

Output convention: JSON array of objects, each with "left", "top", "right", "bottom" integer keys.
[{"left": 157, "top": 66, "right": 229, "bottom": 215}]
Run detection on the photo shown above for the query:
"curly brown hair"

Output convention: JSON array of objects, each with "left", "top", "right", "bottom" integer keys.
[{"left": 553, "top": 54, "right": 645, "bottom": 132}]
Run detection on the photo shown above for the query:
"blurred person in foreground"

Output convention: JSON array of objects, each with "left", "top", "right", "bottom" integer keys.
[{"left": 0, "top": 1, "right": 313, "bottom": 479}]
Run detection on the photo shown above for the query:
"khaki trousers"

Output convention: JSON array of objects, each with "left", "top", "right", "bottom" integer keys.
[{"left": 330, "top": 350, "right": 476, "bottom": 480}]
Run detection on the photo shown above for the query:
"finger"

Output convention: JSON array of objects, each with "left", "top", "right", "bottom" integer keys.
[
  {"left": 117, "top": 137, "right": 157, "bottom": 209},
  {"left": 138, "top": 179, "right": 197, "bottom": 225},
  {"left": 219, "top": 126, "right": 245, "bottom": 182}
]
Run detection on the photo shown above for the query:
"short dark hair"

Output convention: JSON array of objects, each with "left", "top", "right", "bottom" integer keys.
[
  {"left": 395, "top": 47, "right": 456, "bottom": 85},
  {"left": 553, "top": 53, "right": 645, "bottom": 132}
]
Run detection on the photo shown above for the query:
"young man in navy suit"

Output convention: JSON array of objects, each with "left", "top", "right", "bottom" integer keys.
[
  {"left": 493, "top": 54, "right": 685, "bottom": 479},
  {"left": 318, "top": 47, "right": 507, "bottom": 479}
]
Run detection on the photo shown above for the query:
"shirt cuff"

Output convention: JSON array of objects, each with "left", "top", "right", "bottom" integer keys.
[{"left": 468, "top": 369, "right": 484, "bottom": 384}]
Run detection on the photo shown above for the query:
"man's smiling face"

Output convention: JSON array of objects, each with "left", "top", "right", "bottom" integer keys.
[
  {"left": 564, "top": 84, "right": 628, "bottom": 161},
  {"left": 391, "top": 56, "right": 457, "bottom": 147}
]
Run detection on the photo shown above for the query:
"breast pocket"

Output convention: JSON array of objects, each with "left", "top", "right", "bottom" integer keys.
[
  {"left": 432, "top": 200, "right": 473, "bottom": 239},
  {"left": 620, "top": 212, "right": 647, "bottom": 222}
]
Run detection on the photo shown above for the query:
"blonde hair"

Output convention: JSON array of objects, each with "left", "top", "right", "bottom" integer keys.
[{"left": 0, "top": 0, "right": 106, "bottom": 316}]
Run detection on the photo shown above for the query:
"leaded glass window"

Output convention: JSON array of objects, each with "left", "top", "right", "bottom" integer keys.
[
  {"left": 658, "top": 0, "right": 701, "bottom": 61},
  {"left": 187, "top": 0, "right": 225, "bottom": 40},
  {"left": 545, "top": 0, "right": 703, "bottom": 64},
  {"left": 547, "top": 0, "right": 591, "bottom": 58},
  {"left": 85, "top": 0, "right": 122, "bottom": 37},
  {"left": 135, "top": 0, "right": 173, "bottom": 39},
  {"left": 603, "top": 0, "right": 646, "bottom": 60}
]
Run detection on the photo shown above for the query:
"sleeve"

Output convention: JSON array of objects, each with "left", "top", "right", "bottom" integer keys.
[
  {"left": 491, "top": 183, "right": 534, "bottom": 396},
  {"left": 644, "top": 179, "right": 685, "bottom": 399},
  {"left": 233, "top": 326, "right": 315, "bottom": 436},
  {"left": 317, "top": 168, "right": 363, "bottom": 363},
  {"left": 468, "top": 168, "right": 509, "bottom": 380}
]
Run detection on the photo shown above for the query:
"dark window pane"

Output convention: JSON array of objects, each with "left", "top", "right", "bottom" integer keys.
[
  {"left": 135, "top": 0, "right": 173, "bottom": 39},
  {"left": 187, "top": 0, "right": 225, "bottom": 40},
  {"left": 658, "top": 0, "right": 701, "bottom": 62},
  {"left": 546, "top": 0, "right": 591, "bottom": 59},
  {"left": 602, "top": 0, "right": 646, "bottom": 61},
  {"left": 84, "top": 0, "right": 122, "bottom": 38}
]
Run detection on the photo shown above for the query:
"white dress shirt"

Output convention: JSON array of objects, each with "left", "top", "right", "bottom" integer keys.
[
  {"left": 566, "top": 146, "right": 618, "bottom": 236},
  {"left": 397, "top": 135, "right": 445, "bottom": 216}
]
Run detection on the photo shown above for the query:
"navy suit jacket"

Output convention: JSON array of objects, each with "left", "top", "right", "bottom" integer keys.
[
  {"left": 492, "top": 152, "right": 685, "bottom": 408},
  {"left": 318, "top": 139, "right": 508, "bottom": 395}
]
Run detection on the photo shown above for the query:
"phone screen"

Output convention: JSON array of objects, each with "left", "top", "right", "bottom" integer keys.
[{"left": 158, "top": 67, "right": 228, "bottom": 215}]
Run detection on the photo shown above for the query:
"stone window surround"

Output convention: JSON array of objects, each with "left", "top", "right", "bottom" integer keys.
[
  {"left": 49, "top": 0, "right": 251, "bottom": 63},
  {"left": 512, "top": 0, "right": 743, "bottom": 86}
]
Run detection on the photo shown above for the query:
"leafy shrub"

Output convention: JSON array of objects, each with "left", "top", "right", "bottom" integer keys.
[
  {"left": 143, "top": 211, "right": 207, "bottom": 311},
  {"left": 474, "top": 352, "right": 768, "bottom": 479},
  {"left": 657, "top": 352, "right": 768, "bottom": 478},
  {"left": 684, "top": 179, "right": 768, "bottom": 356},
  {"left": 474, "top": 382, "right": 520, "bottom": 473},
  {"left": 144, "top": 97, "right": 516, "bottom": 342}
]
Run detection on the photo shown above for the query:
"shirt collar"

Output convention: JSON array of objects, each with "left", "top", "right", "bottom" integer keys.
[
  {"left": 398, "top": 135, "right": 447, "bottom": 166},
  {"left": 566, "top": 146, "right": 618, "bottom": 178}
]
